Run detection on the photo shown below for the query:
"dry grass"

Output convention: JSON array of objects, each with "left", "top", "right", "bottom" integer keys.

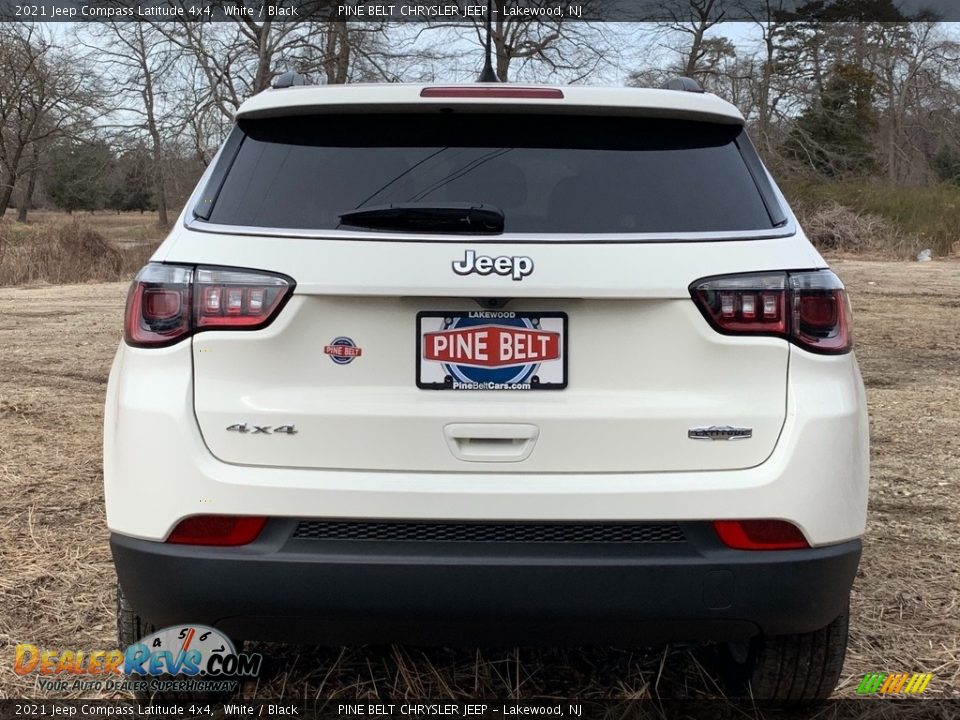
[
  {"left": 794, "top": 203, "right": 922, "bottom": 259},
  {"left": 0, "top": 211, "right": 166, "bottom": 288},
  {"left": 830, "top": 258, "right": 960, "bottom": 700},
  {"left": 0, "top": 210, "right": 168, "bottom": 244},
  {"left": 783, "top": 181, "right": 960, "bottom": 258},
  {"left": 0, "top": 222, "right": 157, "bottom": 287},
  {"left": 0, "top": 260, "right": 958, "bottom": 701}
]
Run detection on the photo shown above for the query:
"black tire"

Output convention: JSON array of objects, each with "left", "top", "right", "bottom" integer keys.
[
  {"left": 717, "top": 609, "right": 849, "bottom": 706},
  {"left": 117, "top": 582, "right": 156, "bottom": 654},
  {"left": 117, "top": 582, "right": 240, "bottom": 702}
]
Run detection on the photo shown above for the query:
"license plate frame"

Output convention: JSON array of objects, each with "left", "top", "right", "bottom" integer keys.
[{"left": 417, "top": 310, "right": 568, "bottom": 391}]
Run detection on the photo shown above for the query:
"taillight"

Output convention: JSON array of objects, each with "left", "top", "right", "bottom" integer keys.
[
  {"left": 690, "top": 270, "right": 853, "bottom": 354},
  {"left": 713, "top": 520, "right": 810, "bottom": 550},
  {"left": 124, "top": 264, "right": 193, "bottom": 347},
  {"left": 166, "top": 515, "right": 267, "bottom": 546},
  {"left": 788, "top": 272, "right": 853, "bottom": 353},
  {"left": 194, "top": 267, "right": 291, "bottom": 329},
  {"left": 124, "top": 264, "right": 294, "bottom": 348}
]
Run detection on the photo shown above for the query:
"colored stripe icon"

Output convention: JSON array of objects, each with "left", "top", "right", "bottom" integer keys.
[{"left": 857, "top": 673, "right": 933, "bottom": 695}]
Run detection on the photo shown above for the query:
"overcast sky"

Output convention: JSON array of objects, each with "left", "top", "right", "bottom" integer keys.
[{"left": 41, "top": 20, "right": 960, "bottom": 87}]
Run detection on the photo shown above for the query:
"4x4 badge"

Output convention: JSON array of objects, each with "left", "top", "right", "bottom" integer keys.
[
  {"left": 688, "top": 426, "right": 753, "bottom": 441},
  {"left": 226, "top": 423, "right": 297, "bottom": 435},
  {"left": 453, "top": 250, "right": 533, "bottom": 281}
]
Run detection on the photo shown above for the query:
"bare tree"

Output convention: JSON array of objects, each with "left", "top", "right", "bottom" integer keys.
[
  {"left": 869, "top": 22, "right": 960, "bottom": 183},
  {"left": 15, "top": 141, "right": 41, "bottom": 222},
  {"left": 648, "top": 0, "right": 728, "bottom": 79},
  {"left": 324, "top": 20, "right": 351, "bottom": 84},
  {"left": 0, "top": 24, "right": 95, "bottom": 220},
  {"left": 428, "top": 2, "right": 613, "bottom": 83},
  {"left": 153, "top": 16, "right": 401, "bottom": 122},
  {"left": 733, "top": 0, "right": 799, "bottom": 151},
  {"left": 79, "top": 23, "right": 180, "bottom": 227},
  {"left": 176, "top": 59, "right": 234, "bottom": 167}
]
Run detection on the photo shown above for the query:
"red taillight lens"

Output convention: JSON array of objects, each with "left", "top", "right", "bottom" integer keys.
[
  {"left": 690, "top": 270, "right": 853, "bottom": 354},
  {"left": 789, "top": 273, "right": 853, "bottom": 353},
  {"left": 142, "top": 288, "right": 182, "bottom": 319},
  {"left": 124, "top": 265, "right": 193, "bottom": 348},
  {"left": 713, "top": 520, "right": 809, "bottom": 550},
  {"left": 692, "top": 273, "right": 787, "bottom": 335},
  {"left": 194, "top": 267, "right": 292, "bottom": 329},
  {"left": 166, "top": 515, "right": 267, "bottom": 546},
  {"left": 124, "top": 264, "right": 294, "bottom": 348}
]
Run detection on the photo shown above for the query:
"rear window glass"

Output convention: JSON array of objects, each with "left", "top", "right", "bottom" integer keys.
[{"left": 205, "top": 113, "right": 776, "bottom": 234}]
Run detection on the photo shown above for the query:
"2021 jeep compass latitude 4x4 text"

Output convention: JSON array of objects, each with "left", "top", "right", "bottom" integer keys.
[{"left": 105, "top": 80, "right": 868, "bottom": 703}]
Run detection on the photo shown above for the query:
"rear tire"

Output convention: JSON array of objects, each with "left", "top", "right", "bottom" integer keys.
[
  {"left": 117, "top": 582, "right": 156, "bottom": 653},
  {"left": 717, "top": 609, "right": 849, "bottom": 705},
  {"left": 117, "top": 582, "right": 239, "bottom": 702}
]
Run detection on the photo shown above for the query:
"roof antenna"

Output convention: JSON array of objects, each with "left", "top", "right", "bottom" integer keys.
[{"left": 477, "top": 0, "right": 498, "bottom": 82}]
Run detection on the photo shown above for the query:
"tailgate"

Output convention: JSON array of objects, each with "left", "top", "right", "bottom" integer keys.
[{"left": 191, "top": 279, "right": 789, "bottom": 473}]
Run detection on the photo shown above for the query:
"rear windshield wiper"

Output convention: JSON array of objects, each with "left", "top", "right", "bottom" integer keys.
[{"left": 338, "top": 203, "right": 504, "bottom": 234}]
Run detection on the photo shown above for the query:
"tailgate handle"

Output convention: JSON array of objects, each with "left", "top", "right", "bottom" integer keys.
[{"left": 443, "top": 423, "right": 539, "bottom": 463}]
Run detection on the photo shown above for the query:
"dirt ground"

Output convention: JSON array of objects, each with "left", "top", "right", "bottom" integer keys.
[{"left": 0, "top": 258, "right": 957, "bottom": 700}]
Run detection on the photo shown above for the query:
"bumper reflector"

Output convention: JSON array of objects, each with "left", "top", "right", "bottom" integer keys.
[
  {"left": 713, "top": 520, "right": 809, "bottom": 550},
  {"left": 166, "top": 515, "right": 267, "bottom": 546}
]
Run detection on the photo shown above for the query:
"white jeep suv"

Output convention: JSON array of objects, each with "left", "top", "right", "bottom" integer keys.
[{"left": 104, "top": 79, "right": 869, "bottom": 703}]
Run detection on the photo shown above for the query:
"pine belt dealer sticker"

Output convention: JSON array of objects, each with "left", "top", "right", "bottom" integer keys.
[
  {"left": 324, "top": 336, "right": 362, "bottom": 364},
  {"left": 417, "top": 311, "right": 567, "bottom": 391},
  {"left": 13, "top": 625, "right": 261, "bottom": 694}
]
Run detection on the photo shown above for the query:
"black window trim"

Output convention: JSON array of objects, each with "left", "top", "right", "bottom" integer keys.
[
  {"left": 734, "top": 133, "right": 789, "bottom": 227},
  {"left": 192, "top": 125, "right": 245, "bottom": 221}
]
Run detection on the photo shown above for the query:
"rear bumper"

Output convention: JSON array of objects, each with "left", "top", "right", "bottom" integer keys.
[{"left": 111, "top": 521, "right": 860, "bottom": 646}]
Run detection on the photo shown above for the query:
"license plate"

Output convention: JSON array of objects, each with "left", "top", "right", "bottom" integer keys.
[{"left": 417, "top": 311, "right": 567, "bottom": 390}]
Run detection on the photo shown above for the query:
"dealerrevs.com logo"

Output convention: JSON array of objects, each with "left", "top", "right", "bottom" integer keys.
[
  {"left": 14, "top": 625, "right": 261, "bottom": 693},
  {"left": 856, "top": 672, "right": 934, "bottom": 695}
]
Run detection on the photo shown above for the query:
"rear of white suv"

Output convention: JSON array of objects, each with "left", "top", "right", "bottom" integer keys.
[{"left": 104, "top": 82, "right": 868, "bottom": 703}]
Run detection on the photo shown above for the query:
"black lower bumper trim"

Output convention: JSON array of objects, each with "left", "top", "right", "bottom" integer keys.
[{"left": 111, "top": 521, "right": 860, "bottom": 646}]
